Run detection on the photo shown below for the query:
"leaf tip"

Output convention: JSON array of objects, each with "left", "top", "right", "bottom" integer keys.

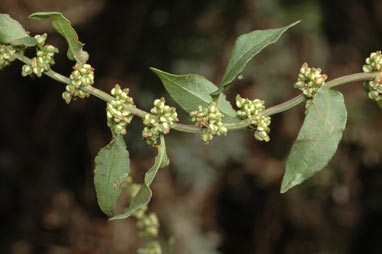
[
  {"left": 149, "top": 67, "right": 157, "bottom": 73},
  {"left": 280, "top": 172, "right": 305, "bottom": 194}
]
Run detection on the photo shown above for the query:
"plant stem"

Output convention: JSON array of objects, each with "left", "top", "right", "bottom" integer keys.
[
  {"left": 224, "top": 72, "right": 380, "bottom": 130},
  {"left": 15, "top": 53, "right": 379, "bottom": 134}
]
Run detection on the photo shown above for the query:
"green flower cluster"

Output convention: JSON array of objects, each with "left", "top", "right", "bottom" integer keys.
[
  {"left": 126, "top": 179, "right": 162, "bottom": 254},
  {"left": 0, "top": 44, "right": 19, "bottom": 69},
  {"left": 190, "top": 102, "right": 227, "bottom": 144},
  {"left": 106, "top": 84, "right": 135, "bottom": 135},
  {"left": 294, "top": 63, "right": 327, "bottom": 114},
  {"left": 142, "top": 98, "right": 178, "bottom": 146},
  {"left": 235, "top": 95, "right": 271, "bottom": 142},
  {"left": 22, "top": 34, "right": 58, "bottom": 78},
  {"left": 62, "top": 63, "right": 95, "bottom": 103},
  {"left": 362, "top": 51, "right": 382, "bottom": 103},
  {"left": 137, "top": 213, "right": 160, "bottom": 238},
  {"left": 236, "top": 95, "right": 265, "bottom": 118}
]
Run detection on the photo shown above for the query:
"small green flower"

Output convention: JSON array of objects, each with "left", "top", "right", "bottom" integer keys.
[
  {"left": 142, "top": 98, "right": 178, "bottom": 146},
  {"left": 21, "top": 37, "right": 59, "bottom": 78},
  {"left": 190, "top": 102, "right": 227, "bottom": 144},
  {"left": 137, "top": 212, "right": 160, "bottom": 238},
  {"left": 106, "top": 84, "right": 135, "bottom": 136},
  {"left": 236, "top": 94, "right": 265, "bottom": 118},
  {"left": 252, "top": 116, "right": 271, "bottom": 142},
  {"left": 294, "top": 63, "right": 327, "bottom": 114},
  {"left": 362, "top": 51, "right": 382, "bottom": 104},
  {"left": 35, "top": 33, "right": 47, "bottom": 46},
  {"left": 0, "top": 44, "right": 19, "bottom": 70},
  {"left": 235, "top": 95, "right": 271, "bottom": 142},
  {"left": 62, "top": 63, "right": 95, "bottom": 104}
]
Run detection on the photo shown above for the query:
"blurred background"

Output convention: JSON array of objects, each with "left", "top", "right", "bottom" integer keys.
[{"left": 0, "top": 0, "right": 381, "bottom": 253}]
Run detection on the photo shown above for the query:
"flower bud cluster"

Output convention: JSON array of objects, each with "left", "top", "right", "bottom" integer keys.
[
  {"left": 142, "top": 98, "right": 179, "bottom": 146},
  {"left": 62, "top": 63, "right": 95, "bottom": 104},
  {"left": 106, "top": 84, "right": 135, "bottom": 135},
  {"left": 0, "top": 44, "right": 19, "bottom": 69},
  {"left": 22, "top": 34, "right": 58, "bottom": 78},
  {"left": 236, "top": 94, "right": 265, "bottom": 118},
  {"left": 252, "top": 116, "right": 271, "bottom": 142},
  {"left": 294, "top": 63, "right": 327, "bottom": 114},
  {"left": 190, "top": 102, "right": 227, "bottom": 144},
  {"left": 137, "top": 213, "right": 160, "bottom": 238},
  {"left": 235, "top": 95, "right": 271, "bottom": 142},
  {"left": 362, "top": 51, "right": 382, "bottom": 103},
  {"left": 294, "top": 63, "right": 327, "bottom": 97}
]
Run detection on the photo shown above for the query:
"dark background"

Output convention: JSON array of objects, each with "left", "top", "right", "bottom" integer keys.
[{"left": 0, "top": 0, "right": 381, "bottom": 253}]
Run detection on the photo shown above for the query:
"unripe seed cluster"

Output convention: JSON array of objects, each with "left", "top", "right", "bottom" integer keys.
[
  {"left": 294, "top": 63, "right": 327, "bottom": 114},
  {"left": 22, "top": 34, "right": 58, "bottom": 78},
  {"left": 362, "top": 51, "right": 382, "bottom": 103},
  {"left": 190, "top": 102, "right": 227, "bottom": 144},
  {"left": 62, "top": 63, "right": 95, "bottom": 103},
  {"left": 142, "top": 98, "right": 179, "bottom": 146},
  {"left": 106, "top": 84, "right": 135, "bottom": 135},
  {"left": 137, "top": 213, "right": 160, "bottom": 238},
  {"left": 0, "top": 44, "right": 19, "bottom": 69},
  {"left": 252, "top": 116, "right": 271, "bottom": 142},
  {"left": 236, "top": 95, "right": 265, "bottom": 118},
  {"left": 235, "top": 95, "right": 271, "bottom": 142}
]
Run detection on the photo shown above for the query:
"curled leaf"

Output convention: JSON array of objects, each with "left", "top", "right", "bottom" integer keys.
[
  {"left": 30, "top": 12, "right": 89, "bottom": 64},
  {"left": 110, "top": 135, "right": 168, "bottom": 220}
]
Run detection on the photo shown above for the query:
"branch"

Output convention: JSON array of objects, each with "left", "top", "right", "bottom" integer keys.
[{"left": 15, "top": 53, "right": 380, "bottom": 134}]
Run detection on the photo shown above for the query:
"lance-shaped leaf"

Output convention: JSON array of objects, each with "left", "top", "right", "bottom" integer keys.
[
  {"left": 0, "top": 14, "right": 37, "bottom": 47},
  {"left": 280, "top": 88, "right": 347, "bottom": 193},
  {"left": 94, "top": 135, "right": 130, "bottom": 217},
  {"left": 150, "top": 67, "right": 238, "bottom": 122},
  {"left": 29, "top": 12, "right": 89, "bottom": 64},
  {"left": 110, "top": 135, "right": 169, "bottom": 220},
  {"left": 211, "top": 21, "right": 300, "bottom": 96}
]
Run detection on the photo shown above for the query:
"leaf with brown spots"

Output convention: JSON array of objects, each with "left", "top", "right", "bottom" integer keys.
[
  {"left": 94, "top": 135, "right": 130, "bottom": 217},
  {"left": 0, "top": 14, "right": 37, "bottom": 47}
]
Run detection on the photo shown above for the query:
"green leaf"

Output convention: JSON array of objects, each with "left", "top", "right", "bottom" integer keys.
[
  {"left": 29, "top": 12, "right": 89, "bottom": 64},
  {"left": 150, "top": 67, "right": 238, "bottom": 122},
  {"left": 280, "top": 88, "right": 347, "bottom": 193},
  {"left": 110, "top": 135, "right": 169, "bottom": 220},
  {"left": 94, "top": 135, "right": 130, "bottom": 217},
  {"left": 0, "top": 14, "right": 37, "bottom": 47},
  {"left": 211, "top": 21, "right": 300, "bottom": 96}
]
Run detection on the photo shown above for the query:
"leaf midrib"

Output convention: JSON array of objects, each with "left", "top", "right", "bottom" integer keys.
[
  {"left": 105, "top": 142, "right": 116, "bottom": 211},
  {"left": 221, "top": 32, "right": 273, "bottom": 86},
  {"left": 160, "top": 74, "right": 212, "bottom": 109}
]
